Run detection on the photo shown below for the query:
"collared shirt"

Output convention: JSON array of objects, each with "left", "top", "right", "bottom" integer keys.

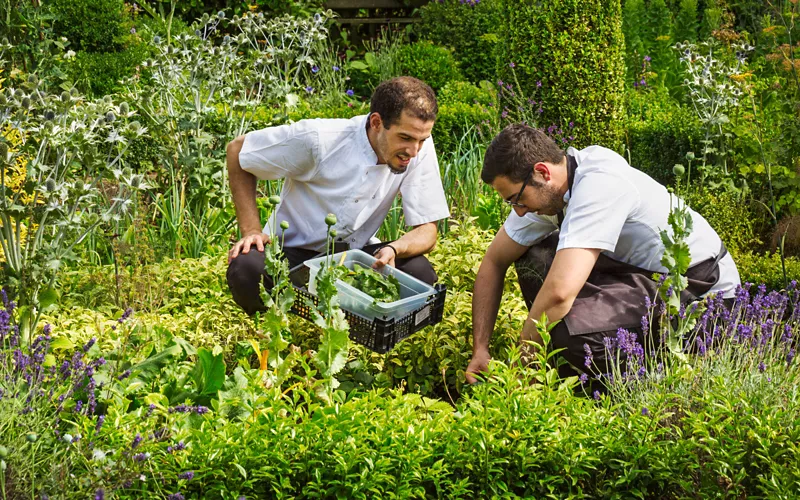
[
  {"left": 503, "top": 145, "right": 741, "bottom": 298},
  {"left": 238, "top": 114, "right": 450, "bottom": 251}
]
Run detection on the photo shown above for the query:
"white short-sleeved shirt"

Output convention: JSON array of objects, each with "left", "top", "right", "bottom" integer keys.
[
  {"left": 503, "top": 146, "right": 741, "bottom": 298},
  {"left": 238, "top": 114, "right": 450, "bottom": 251}
]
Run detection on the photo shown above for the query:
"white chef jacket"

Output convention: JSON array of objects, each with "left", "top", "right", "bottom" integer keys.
[
  {"left": 238, "top": 114, "right": 450, "bottom": 251},
  {"left": 504, "top": 146, "right": 741, "bottom": 298}
]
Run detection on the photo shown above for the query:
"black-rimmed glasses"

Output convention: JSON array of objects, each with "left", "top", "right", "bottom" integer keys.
[{"left": 504, "top": 169, "right": 533, "bottom": 208}]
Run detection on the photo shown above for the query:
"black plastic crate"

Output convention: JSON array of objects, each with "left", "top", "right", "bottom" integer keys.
[{"left": 288, "top": 264, "right": 446, "bottom": 353}]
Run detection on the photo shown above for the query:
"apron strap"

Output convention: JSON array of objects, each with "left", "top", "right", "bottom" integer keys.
[{"left": 558, "top": 154, "right": 578, "bottom": 227}]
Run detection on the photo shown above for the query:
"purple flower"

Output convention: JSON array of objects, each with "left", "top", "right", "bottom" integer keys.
[
  {"left": 304, "top": 86, "right": 313, "bottom": 93},
  {"left": 593, "top": 390, "right": 601, "bottom": 401},
  {"left": 758, "top": 361, "right": 766, "bottom": 373},
  {"left": 95, "top": 489, "right": 105, "bottom": 500},
  {"left": 167, "top": 495, "right": 185, "bottom": 500},
  {"left": 195, "top": 406, "right": 209, "bottom": 415},
  {"left": 117, "top": 370, "right": 131, "bottom": 380},
  {"left": 133, "top": 452, "right": 150, "bottom": 462},
  {"left": 311, "top": 65, "right": 319, "bottom": 74},
  {"left": 508, "top": 62, "right": 515, "bottom": 68},
  {"left": 536, "top": 80, "right": 542, "bottom": 88},
  {"left": 178, "top": 471, "right": 195, "bottom": 480},
  {"left": 82, "top": 338, "right": 96, "bottom": 353},
  {"left": 132, "top": 433, "right": 142, "bottom": 449},
  {"left": 332, "top": 65, "right": 340, "bottom": 72},
  {"left": 641, "top": 407, "right": 650, "bottom": 416},
  {"left": 583, "top": 343, "right": 593, "bottom": 368},
  {"left": 788, "top": 349, "right": 796, "bottom": 365},
  {"left": 95, "top": 415, "right": 105, "bottom": 431},
  {"left": 644, "top": 55, "right": 651, "bottom": 62},
  {"left": 579, "top": 373, "right": 588, "bottom": 385},
  {"left": 346, "top": 89, "right": 354, "bottom": 96},
  {"left": 146, "top": 403, "right": 156, "bottom": 418}
]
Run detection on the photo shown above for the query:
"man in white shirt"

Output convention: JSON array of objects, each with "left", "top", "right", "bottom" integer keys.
[
  {"left": 466, "top": 124, "right": 740, "bottom": 383},
  {"left": 225, "top": 77, "right": 450, "bottom": 315}
]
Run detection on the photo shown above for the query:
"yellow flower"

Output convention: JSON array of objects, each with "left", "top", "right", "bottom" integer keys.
[{"left": 729, "top": 72, "right": 753, "bottom": 82}]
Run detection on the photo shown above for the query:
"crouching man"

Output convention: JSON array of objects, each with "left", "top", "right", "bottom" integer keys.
[
  {"left": 466, "top": 124, "right": 741, "bottom": 382},
  {"left": 225, "top": 77, "right": 450, "bottom": 315}
]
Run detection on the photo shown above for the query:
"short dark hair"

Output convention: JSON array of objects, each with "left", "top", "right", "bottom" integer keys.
[
  {"left": 481, "top": 124, "right": 565, "bottom": 184},
  {"left": 369, "top": 76, "right": 438, "bottom": 129}
]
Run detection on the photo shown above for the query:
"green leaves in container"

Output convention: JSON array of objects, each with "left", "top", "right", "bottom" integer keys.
[{"left": 339, "top": 265, "right": 401, "bottom": 303}]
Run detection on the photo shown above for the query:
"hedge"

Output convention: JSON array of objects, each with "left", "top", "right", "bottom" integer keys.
[{"left": 496, "top": 0, "right": 626, "bottom": 150}]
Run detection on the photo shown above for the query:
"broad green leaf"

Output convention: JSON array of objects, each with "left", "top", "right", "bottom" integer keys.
[{"left": 191, "top": 348, "right": 226, "bottom": 396}]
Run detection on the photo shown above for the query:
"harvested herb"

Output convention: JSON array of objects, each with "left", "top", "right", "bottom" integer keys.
[{"left": 335, "top": 264, "right": 401, "bottom": 303}]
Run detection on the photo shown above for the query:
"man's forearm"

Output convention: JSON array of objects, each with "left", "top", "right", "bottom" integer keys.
[
  {"left": 391, "top": 222, "right": 437, "bottom": 258},
  {"left": 471, "top": 260, "right": 507, "bottom": 355},
  {"left": 227, "top": 139, "right": 262, "bottom": 236}
]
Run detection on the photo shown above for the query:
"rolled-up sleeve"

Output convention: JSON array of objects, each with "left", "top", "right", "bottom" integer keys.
[
  {"left": 503, "top": 211, "right": 559, "bottom": 247},
  {"left": 238, "top": 120, "right": 319, "bottom": 181},
  {"left": 399, "top": 139, "right": 450, "bottom": 226}
]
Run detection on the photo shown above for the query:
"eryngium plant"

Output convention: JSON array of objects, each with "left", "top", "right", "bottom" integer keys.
[
  {"left": 127, "top": 10, "right": 336, "bottom": 213},
  {"left": 674, "top": 39, "right": 754, "bottom": 183},
  {"left": 0, "top": 58, "right": 147, "bottom": 343}
]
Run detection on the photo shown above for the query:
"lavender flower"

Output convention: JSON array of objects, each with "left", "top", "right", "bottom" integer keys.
[
  {"left": 583, "top": 343, "right": 593, "bottom": 369},
  {"left": 133, "top": 452, "right": 150, "bottom": 462},
  {"left": 641, "top": 407, "right": 650, "bottom": 416},
  {"left": 167, "top": 494, "right": 185, "bottom": 500},
  {"left": 131, "top": 433, "right": 142, "bottom": 449},
  {"left": 95, "top": 488, "right": 104, "bottom": 500},
  {"left": 345, "top": 89, "right": 354, "bottom": 96},
  {"left": 95, "top": 415, "right": 105, "bottom": 432},
  {"left": 178, "top": 471, "right": 195, "bottom": 480}
]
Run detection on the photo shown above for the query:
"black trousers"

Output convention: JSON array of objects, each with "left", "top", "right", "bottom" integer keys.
[{"left": 227, "top": 242, "right": 437, "bottom": 316}]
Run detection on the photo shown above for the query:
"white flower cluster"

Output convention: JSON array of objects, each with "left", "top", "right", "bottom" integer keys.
[{"left": 675, "top": 40, "right": 754, "bottom": 127}]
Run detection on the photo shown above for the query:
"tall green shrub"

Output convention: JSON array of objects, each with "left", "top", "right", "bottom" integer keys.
[
  {"left": 674, "top": 0, "right": 700, "bottom": 44},
  {"left": 417, "top": 0, "right": 501, "bottom": 84},
  {"left": 497, "top": 0, "right": 626, "bottom": 149},
  {"left": 396, "top": 41, "right": 462, "bottom": 93},
  {"left": 49, "top": 0, "right": 128, "bottom": 52}
]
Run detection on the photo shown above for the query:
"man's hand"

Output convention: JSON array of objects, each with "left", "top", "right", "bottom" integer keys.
[
  {"left": 372, "top": 245, "right": 396, "bottom": 269},
  {"left": 228, "top": 233, "right": 271, "bottom": 263},
  {"left": 465, "top": 350, "right": 491, "bottom": 384}
]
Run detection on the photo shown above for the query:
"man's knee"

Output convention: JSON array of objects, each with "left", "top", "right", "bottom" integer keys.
[
  {"left": 226, "top": 249, "right": 271, "bottom": 316},
  {"left": 397, "top": 255, "right": 437, "bottom": 285}
]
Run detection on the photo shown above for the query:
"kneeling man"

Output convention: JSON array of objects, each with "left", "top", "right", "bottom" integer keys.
[{"left": 466, "top": 124, "right": 740, "bottom": 382}]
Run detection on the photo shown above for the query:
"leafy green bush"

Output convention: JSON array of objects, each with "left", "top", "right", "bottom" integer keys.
[
  {"left": 437, "top": 81, "right": 497, "bottom": 107},
  {"left": 685, "top": 188, "right": 761, "bottom": 256},
  {"left": 49, "top": 0, "right": 129, "bottom": 52},
  {"left": 626, "top": 87, "right": 704, "bottom": 184},
  {"left": 433, "top": 101, "right": 495, "bottom": 158},
  {"left": 733, "top": 251, "right": 800, "bottom": 291},
  {"left": 496, "top": 0, "right": 626, "bottom": 150},
  {"left": 68, "top": 44, "right": 149, "bottom": 97},
  {"left": 396, "top": 41, "right": 463, "bottom": 93},
  {"left": 417, "top": 0, "right": 502, "bottom": 84}
]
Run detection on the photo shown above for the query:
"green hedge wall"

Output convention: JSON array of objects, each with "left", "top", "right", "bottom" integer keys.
[
  {"left": 417, "top": 0, "right": 502, "bottom": 84},
  {"left": 496, "top": 0, "right": 626, "bottom": 150},
  {"left": 625, "top": 88, "right": 704, "bottom": 185}
]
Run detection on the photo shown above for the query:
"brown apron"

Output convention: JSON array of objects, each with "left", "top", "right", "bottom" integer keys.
[{"left": 514, "top": 155, "right": 727, "bottom": 373}]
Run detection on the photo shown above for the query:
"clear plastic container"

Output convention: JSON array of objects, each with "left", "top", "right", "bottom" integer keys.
[{"left": 305, "top": 249, "right": 437, "bottom": 321}]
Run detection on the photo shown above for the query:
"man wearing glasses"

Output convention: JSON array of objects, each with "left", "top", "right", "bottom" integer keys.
[{"left": 465, "top": 124, "right": 740, "bottom": 383}]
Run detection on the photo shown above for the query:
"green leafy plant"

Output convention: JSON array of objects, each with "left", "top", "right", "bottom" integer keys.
[{"left": 337, "top": 264, "right": 401, "bottom": 303}]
